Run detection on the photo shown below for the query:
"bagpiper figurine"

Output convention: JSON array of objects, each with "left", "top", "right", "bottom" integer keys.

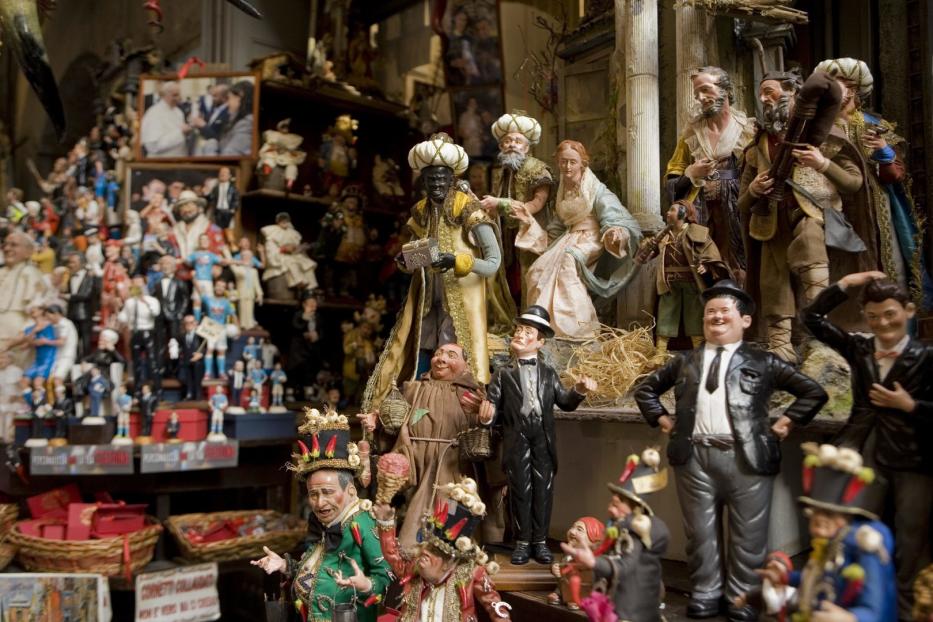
[
  {"left": 738, "top": 443, "right": 896, "bottom": 622},
  {"left": 480, "top": 305, "right": 597, "bottom": 565},
  {"left": 371, "top": 477, "right": 513, "bottom": 621},
  {"left": 112, "top": 383, "right": 133, "bottom": 445},
  {"left": 208, "top": 386, "right": 228, "bottom": 441},
  {"left": 560, "top": 447, "right": 671, "bottom": 622},
  {"left": 547, "top": 516, "right": 606, "bottom": 611},
  {"left": 269, "top": 362, "right": 287, "bottom": 412}
]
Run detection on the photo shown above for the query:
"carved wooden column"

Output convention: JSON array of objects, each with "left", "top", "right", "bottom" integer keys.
[{"left": 674, "top": 4, "right": 719, "bottom": 132}]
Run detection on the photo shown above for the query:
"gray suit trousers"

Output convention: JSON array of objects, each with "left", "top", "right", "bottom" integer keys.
[{"left": 674, "top": 445, "right": 774, "bottom": 603}]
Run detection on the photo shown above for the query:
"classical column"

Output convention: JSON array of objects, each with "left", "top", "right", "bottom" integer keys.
[
  {"left": 675, "top": 5, "right": 719, "bottom": 133},
  {"left": 621, "top": 0, "right": 663, "bottom": 232}
]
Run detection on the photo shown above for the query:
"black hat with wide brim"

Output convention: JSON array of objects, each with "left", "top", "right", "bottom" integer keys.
[
  {"left": 701, "top": 279, "right": 756, "bottom": 315},
  {"left": 515, "top": 305, "right": 554, "bottom": 338}
]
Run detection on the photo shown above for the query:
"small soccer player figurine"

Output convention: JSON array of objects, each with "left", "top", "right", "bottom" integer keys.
[
  {"left": 112, "top": 383, "right": 133, "bottom": 445},
  {"left": 208, "top": 386, "right": 229, "bottom": 441},
  {"left": 269, "top": 363, "right": 287, "bottom": 412}
]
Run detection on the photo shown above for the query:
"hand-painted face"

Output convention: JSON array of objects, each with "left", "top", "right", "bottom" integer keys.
[
  {"left": 692, "top": 73, "right": 727, "bottom": 117},
  {"left": 702, "top": 297, "right": 751, "bottom": 345},
  {"left": 864, "top": 298, "right": 915, "bottom": 350},
  {"left": 498, "top": 132, "right": 530, "bottom": 156},
  {"left": 306, "top": 470, "right": 355, "bottom": 525},
  {"left": 807, "top": 509, "right": 848, "bottom": 540},
  {"left": 557, "top": 147, "right": 585, "bottom": 186},
  {"left": 509, "top": 324, "right": 544, "bottom": 358},
  {"left": 566, "top": 520, "right": 595, "bottom": 548},
  {"left": 416, "top": 546, "right": 451, "bottom": 583},
  {"left": 430, "top": 344, "right": 466, "bottom": 380},
  {"left": 422, "top": 166, "right": 454, "bottom": 204},
  {"left": 607, "top": 495, "right": 633, "bottom": 520}
]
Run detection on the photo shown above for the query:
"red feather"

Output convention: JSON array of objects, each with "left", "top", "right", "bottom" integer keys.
[
  {"left": 840, "top": 579, "right": 864, "bottom": 606},
  {"left": 802, "top": 465, "right": 814, "bottom": 494},
  {"left": 311, "top": 434, "right": 320, "bottom": 458},
  {"left": 297, "top": 440, "right": 311, "bottom": 462},
  {"left": 445, "top": 518, "right": 468, "bottom": 540},
  {"left": 364, "top": 593, "right": 382, "bottom": 607},
  {"left": 842, "top": 476, "right": 866, "bottom": 504},
  {"left": 325, "top": 435, "right": 338, "bottom": 458},
  {"left": 618, "top": 455, "right": 640, "bottom": 484},
  {"left": 350, "top": 522, "right": 363, "bottom": 547}
]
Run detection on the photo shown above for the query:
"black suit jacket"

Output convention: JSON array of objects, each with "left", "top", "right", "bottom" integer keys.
[
  {"left": 803, "top": 284, "right": 933, "bottom": 473},
  {"left": 635, "top": 342, "right": 827, "bottom": 476},
  {"left": 67, "top": 271, "right": 100, "bottom": 321},
  {"left": 152, "top": 277, "right": 190, "bottom": 321},
  {"left": 486, "top": 357, "right": 586, "bottom": 471},
  {"left": 207, "top": 182, "right": 239, "bottom": 213},
  {"left": 179, "top": 331, "right": 204, "bottom": 363}
]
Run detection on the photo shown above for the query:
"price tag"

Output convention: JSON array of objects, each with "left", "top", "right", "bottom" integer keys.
[
  {"left": 140, "top": 441, "right": 238, "bottom": 473},
  {"left": 30, "top": 444, "right": 134, "bottom": 475}
]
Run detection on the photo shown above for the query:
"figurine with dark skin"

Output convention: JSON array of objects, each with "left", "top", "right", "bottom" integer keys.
[
  {"left": 803, "top": 271, "right": 933, "bottom": 615},
  {"left": 737, "top": 443, "right": 896, "bottom": 622},
  {"left": 560, "top": 448, "right": 671, "bottom": 622},
  {"left": 634, "top": 280, "right": 828, "bottom": 621},
  {"left": 479, "top": 306, "right": 597, "bottom": 565}
]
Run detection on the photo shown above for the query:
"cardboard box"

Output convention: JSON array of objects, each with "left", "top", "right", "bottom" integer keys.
[
  {"left": 18, "top": 517, "right": 67, "bottom": 538},
  {"left": 67, "top": 418, "right": 116, "bottom": 445},
  {"left": 66, "top": 503, "right": 98, "bottom": 541},
  {"left": 27, "top": 484, "right": 82, "bottom": 519},
  {"left": 92, "top": 503, "right": 147, "bottom": 536},
  {"left": 223, "top": 411, "right": 296, "bottom": 441},
  {"left": 151, "top": 409, "right": 207, "bottom": 442}
]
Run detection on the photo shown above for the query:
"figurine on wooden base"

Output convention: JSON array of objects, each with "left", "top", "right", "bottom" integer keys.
[
  {"left": 269, "top": 363, "right": 287, "bottom": 412},
  {"left": 208, "top": 386, "right": 229, "bottom": 441},
  {"left": 251, "top": 409, "right": 392, "bottom": 622},
  {"left": 635, "top": 280, "right": 828, "bottom": 620},
  {"left": 372, "top": 477, "right": 512, "bottom": 621},
  {"left": 481, "top": 306, "right": 596, "bottom": 565},
  {"left": 227, "top": 360, "right": 247, "bottom": 414},
  {"left": 78, "top": 364, "right": 112, "bottom": 424},
  {"left": 547, "top": 517, "right": 606, "bottom": 611},
  {"left": 112, "top": 384, "right": 133, "bottom": 445},
  {"left": 560, "top": 448, "right": 671, "bottom": 622},
  {"left": 247, "top": 387, "right": 262, "bottom": 413},
  {"left": 166, "top": 411, "right": 181, "bottom": 443},
  {"left": 737, "top": 443, "right": 896, "bottom": 622}
]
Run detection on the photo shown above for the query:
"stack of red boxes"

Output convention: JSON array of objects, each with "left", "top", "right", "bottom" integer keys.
[{"left": 19, "top": 485, "right": 147, "bottom": 540}]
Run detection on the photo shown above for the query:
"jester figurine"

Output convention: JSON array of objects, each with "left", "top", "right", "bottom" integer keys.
[
  {"left": 252, "top": 409, "right": 391, "bottom": 622},
  {"left": 737, "top": 443, "right": 896, "bottom": 622},
  {"left": 372, "top": 477, "right": 512, "bottom": 621},
  {"left": 560, "top": 447, "right": 671, "bottom": 622}
]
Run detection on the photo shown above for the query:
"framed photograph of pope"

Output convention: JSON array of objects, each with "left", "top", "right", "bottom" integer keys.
[{"left": 136, "top": 72, "right": 260, "bottom": 161}]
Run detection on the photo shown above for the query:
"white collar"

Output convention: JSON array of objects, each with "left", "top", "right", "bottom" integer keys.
[
  {"left": 704, "top": 340, "right": 742, "bottom": 354},
  {"left": 327, "top": 498, "right": 361, "bottom": 528},
  {"left": 874, "top": 334, "right": 909, "bottom": 355}
]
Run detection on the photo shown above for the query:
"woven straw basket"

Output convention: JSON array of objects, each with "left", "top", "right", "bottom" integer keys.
[
  {"left": 166, "top": 510, "right": 306, "bottom": 563},
  {"left": 8, "top": 516, "right": 162, "bottom": 576},
  {"left": 0, "top": 504, "right": 19, "bottom": 536},
  {"left": 458, "top": 427, "right": 492, "bottom": 462}
]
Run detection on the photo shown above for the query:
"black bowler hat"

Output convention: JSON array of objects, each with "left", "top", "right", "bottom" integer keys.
[
  {"left": 515, "top": 305, "right": 554, "bottom": 338},
  {"left": 701, "top": 279, "right": 756, "bottom": 316}
]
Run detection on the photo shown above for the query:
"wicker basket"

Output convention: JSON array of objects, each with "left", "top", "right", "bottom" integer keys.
[
  {"left": 0, "top": 541, "right": 16, "bottom": 570},
  {"left": 166, "top": 510, "right": 306, "bottom": 563},
  {"left": 458, "top": 427, "right": 492, "bottom": 462},
  {"left": 8, "top": 516, "right": 162, "bottom": 576},
  {"left": 0, "top": 504, "right": 19, "bottom": 536},
  {"left": 378, "top": 381, "right": 410, "bottom": 432}
]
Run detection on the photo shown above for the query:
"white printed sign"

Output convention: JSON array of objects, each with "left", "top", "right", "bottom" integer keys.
[{"left": 135, "top": 563, "right": 220, "bottom": 622}]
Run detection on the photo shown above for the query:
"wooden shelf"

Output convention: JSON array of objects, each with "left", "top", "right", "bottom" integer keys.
[
  {"left": 260, "top": 80, "right": 409, "bottom": 120},
  {"left": 242, "top": 189, "right": 332, "bottom": 206},
  {"left": 262, "top": 296, "right": 366, "bottom": 310}
]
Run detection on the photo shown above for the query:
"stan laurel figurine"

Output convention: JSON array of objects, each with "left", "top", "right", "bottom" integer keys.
[
  {"left": 635, "top": 280, "right": 827, "bottom": 621},
  {"left": 479, "top": 305, "right": 596, "bottom": 565}
]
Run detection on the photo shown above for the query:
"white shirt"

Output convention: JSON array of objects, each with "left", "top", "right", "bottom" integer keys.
[
  {"left": 56, "top": 318, "right": 78, "bottom": 363},
  {"left": 874, "top": 334, "right": 909, "bottom": 381},
  {"left": 140, "top": 99, "right": 188, "bottom": 157},
  {"left": 216, "top": 182, "right": 230, "bottom": 210},
  {"left": 69, "top": 269, "right": 87, "bottom": 294},
  {"left": 419, "top": 584, "right": 447, "bottom": 622},
  {"left": 693, "top": 341, "right": 742, "bottom": 436},
  {"left": 118, "top": 296, "right": 161, "bottom": 330}
]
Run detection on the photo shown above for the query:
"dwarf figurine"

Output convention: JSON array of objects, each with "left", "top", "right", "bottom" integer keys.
[
  {"left": 561, "top": 447, "right": 671, "bottom": 622},
  {"left": 372, "top": 477, "right": 512, "bottom": 621},
  {"left": 548, "top": 517, "right": 606, "bottom": 610},
  {"left": 738, "top": 443, "right": 896, "bottom": 622}
]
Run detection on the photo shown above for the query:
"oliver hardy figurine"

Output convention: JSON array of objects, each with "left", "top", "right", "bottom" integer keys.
[
  {"left": 803, "top": 271, "right": 933, "bottom": 616},
  {"left": 479, "top": 305, "right": 596, "bottom": 565},
  {"left": 635, "top": 280, "right": 827, "bottom": 621}
]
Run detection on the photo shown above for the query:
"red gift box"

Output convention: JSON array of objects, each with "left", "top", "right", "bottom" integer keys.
[
  {"left": 66, "top": 503, "right": 98, "bottom": 541},
  {"left": 91, "top": 502, "right": 147, "bottom": 536},
  {"left": 19, "top": 517, "right": 67, "bottom": 539},
  {"left": 151, "top": 409, "right": 207, "bottom": 442},
  {"left": 27, "top": 484, "right": 82, "bottom": 519}
]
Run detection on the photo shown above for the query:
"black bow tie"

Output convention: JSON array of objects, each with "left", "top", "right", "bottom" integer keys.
[
  {"left": 306, "top": 517, "right": 344, "bottom": 552},
  {"left": 518, "top": 359, "right": 537, "bottom": 366}
]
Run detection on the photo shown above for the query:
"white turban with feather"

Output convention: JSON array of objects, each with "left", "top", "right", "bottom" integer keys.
[
  {"left": 490, "top": 110, "right": 542, "bottom": 145},
  {"left": 407, "top": 132, "right": 469, "bottom": 175}
]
